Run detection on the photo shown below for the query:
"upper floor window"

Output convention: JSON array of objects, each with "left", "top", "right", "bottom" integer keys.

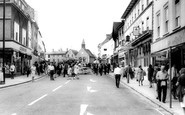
[
  {"left": 175, "top": 0, "right": 180, "bottom": 27},
  {"left": 164, "top": 6, "right": 169, "bottom": 33},
  {"left": 48, "top": 55, "right": 50, "bottom": 58},
  {"left": 156, "top": 12, "right": 161, "bottom": 37},
  {"left": 147, "top": 0, "right": 149, "bottom": 6},
  {"left": 142, "top": 4, "right": 144, "bottom": 11},
  {"left": 146, "top": 17, "right": 149, "bottom": 30}
]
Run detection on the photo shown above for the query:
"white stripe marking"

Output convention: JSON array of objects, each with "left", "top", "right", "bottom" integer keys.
[
  {"left": 65, "top": 80, "right": 70, "bottom": 84},
  {"left": 28, "top": 94, "right": 47, "bottom": 106},
  {"left": 90, "top": 79, "right": 96, "bottom": 82},
  {"left": 155, "top": 109, "right": 165, "bottom": 115},
  {"left": 12, "top": 113, "right": 17, "bottom": 115},
  {"left": 52, "top": 85, "right": 63, "bottom": 92},
  {"left": 80, "top": 104, "right": 88, "bottom": 115}
]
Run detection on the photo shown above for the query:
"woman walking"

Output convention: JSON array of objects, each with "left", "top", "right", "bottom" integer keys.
[
  {"left": 137, "top": 65, "right": 145, "bottom": 86},
  {"left": 148, "top": 64, "right": 154, "bottom": 88},
  {"left": 31, "top": 64, "right": 36, "bottom": 82}
]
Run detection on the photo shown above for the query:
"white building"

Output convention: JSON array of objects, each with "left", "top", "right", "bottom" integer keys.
[
  {"left": 45, "top": 50, "right": 66, "bottom": 64},
  {"left": 121, "top": 0, "right": 153, "bottom": 67},
  {"left": 151, "top": 0, "right": 185, "bottom": 71},
  {"left": 65, "top": 49, "right": 78, "bottom": 60},
  {"left": 99, "top": 34, "right": 114, "bottom": 63}
]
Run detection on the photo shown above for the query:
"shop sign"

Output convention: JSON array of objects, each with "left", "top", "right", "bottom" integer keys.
[
  {"left": 168, "top": 29, "right": 185, "bottom": 47},
  {"left": 20, "top": 46, "right": 27, "bottom": 53}
]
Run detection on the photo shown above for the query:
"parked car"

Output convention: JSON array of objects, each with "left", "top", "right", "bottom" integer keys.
[{"left": 79, "top": 67, "right": 91, "bottom": 74}]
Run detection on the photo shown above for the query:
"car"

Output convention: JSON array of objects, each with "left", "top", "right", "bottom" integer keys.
[{"left": 79, "top": 67, "right": 91, "bottom": 74}]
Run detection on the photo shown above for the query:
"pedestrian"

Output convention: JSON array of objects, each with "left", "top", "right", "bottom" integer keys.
[
  {"left": 26, "top": 65, "right": 31, "bottom": 77},
  {"left": 99, "top": 63, "right": 103, "bottom": 76},
  {"left": 148, "top": 64, "right": 154, "bottom": 88},
  {"left": 156, "top": 65, "right": 168, "bottom": 103},
  {"left": 49, "top": 63, "right": 55, "bottom": 81},
  {"left": 74, "top": 64, "right": 79, "bottom": 79},
  {"left": 10, "top": 63, "right": 15, "bottom": 79},
  {"left": 176, "top": 68, "right": 185, "bottom": 114},
  {"left": 137, "top": 65, "right": 146, "bottom": 86},
  {"left": 168, "top": 64, "right": 178, "bottom": 99},
  {"left": 63, "top": 63, "right": 68, "bottom": 77},
  {"left": 31, "top": 64, "right": 36, "bottom": 82},
  {"left": 114, "top": 64, "right": 122, "bottom": 88},
  {"left": 153, "top": 64, "right": 160, "bottom": 99}
]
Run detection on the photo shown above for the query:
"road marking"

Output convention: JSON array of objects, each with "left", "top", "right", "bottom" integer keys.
[
  {"left": 11, "top": 113, "right": 17, "bottom": 115},
  {"left": 65, "top": 80, "right": 70, "bottom": 84},
  {"left": 80, "top": 104, "right": 88, "bottom": 115},
  {"left": 155, "top": 109, "right": 165, "bottom": 115},
  {"left": 90, "top": 79, "right": 96, "bottom": 82},
  {"left": 52, "top": 85, "right": 63, "bottom": 92},
  {"left": 28, "top": 94, "right": 47, "bottom": 106},
  {"left": 87, "top": 86, "right": 97, "bottom": 93},
  {"left": 87, "top": 112, "right": 94, "bottom": 115}
]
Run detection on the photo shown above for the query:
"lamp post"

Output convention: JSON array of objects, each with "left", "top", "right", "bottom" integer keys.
[{"left": 2, "top": 0, "right": 6, "bottom": 84}]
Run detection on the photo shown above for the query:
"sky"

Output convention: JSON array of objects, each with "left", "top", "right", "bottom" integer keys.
[{"left": 26, "top": 0, "right": 130, "bottom": 56}]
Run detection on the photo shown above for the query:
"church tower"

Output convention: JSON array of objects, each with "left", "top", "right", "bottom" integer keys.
[{"left": 81, "top": 39, "right": 86, "bottom": 49}]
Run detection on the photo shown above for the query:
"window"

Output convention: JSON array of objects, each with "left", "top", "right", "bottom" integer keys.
[
  {"left": 156, "top": 12, "right": 161, "bottom": 37},
  {"left": 48, "top": 55, "right": 50, "bottom": 58},
  {"left": 16, "top": 32, "right": 18, "bottom": 41},
  {"left": 142, "top": 4, "right": 144, "bottom": 11},
  {"left": 138, "top": 9, "right": 140, "bottom": 15},
  {"left": 146, "top": 17, "right": 149, "bottom": 30},
  {"left": 164, "top": 6, "right": 169, "bottom": 33},
  {"left": 147, "top": 0, "right": 149, "bottom": 6},
  {"left": 142, "top": 21, "right": 144, "bottom": 32},
  {"left": 175, "top": 0, "right": 180, "bottom": 27}
]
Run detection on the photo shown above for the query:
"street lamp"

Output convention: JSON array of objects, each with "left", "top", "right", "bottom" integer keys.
[{"left": 1, "top": 0, "right": 6, "bottom": 84}]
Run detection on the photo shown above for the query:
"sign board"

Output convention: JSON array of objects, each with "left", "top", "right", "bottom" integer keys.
[{"left": 133, "top": 26, "right": 140, "bottom": 36}]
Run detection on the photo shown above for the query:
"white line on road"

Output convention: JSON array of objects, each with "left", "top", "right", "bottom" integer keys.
[
  {"left": 90, "top": 79, "right": 96, "bottom": 82},
  {"left": 11, "top": 113, "right": 17, "bottom": 115},
  {"left": 65, "top": 80, "right": 70, "bottom": 84},
  {"left": 52, "top": 85, "right": 63, "bottom": 92},
  {"left": 28, "top": 94, "right": 48, "bottom": 106},
  {"left": 155, "top": 109, "right": 165, "bottom": 115},
  {"left": 80, "top": 104, "right": 88, "bottom": 115}
]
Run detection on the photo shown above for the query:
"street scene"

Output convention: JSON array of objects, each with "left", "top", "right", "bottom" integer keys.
[
  {"left": 0, "top": 73, "right": 171, "bottom": 115},
  {"left": 1, "top": 0, "right": 185, "bottom": 115}
]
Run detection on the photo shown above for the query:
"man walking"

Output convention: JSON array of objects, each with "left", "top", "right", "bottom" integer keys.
[{"left": 114, "top": 64, "right": 122, "bottom": 88}]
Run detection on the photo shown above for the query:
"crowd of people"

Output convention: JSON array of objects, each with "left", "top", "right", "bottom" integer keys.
[
  {"left": 112, "top": 63, "right": 185, "bottom": 114},
  {"left": 92, "top": 63, "right": 111, "bottom": 76}
]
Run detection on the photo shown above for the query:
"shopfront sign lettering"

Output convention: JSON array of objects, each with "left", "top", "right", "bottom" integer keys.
[{"left": 20, "top": 47, "right": 27, "bottom": 53}]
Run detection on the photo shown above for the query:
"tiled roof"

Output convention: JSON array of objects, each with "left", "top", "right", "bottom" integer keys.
[
  {"left": 46, "top": 51, "right": 66, "bottom": 55},
  {"left": 71, "top": 49, "right": 78, "bottom": 55},
  {"left": 85, "top": 49, "right": 95, "bottom": 58}
]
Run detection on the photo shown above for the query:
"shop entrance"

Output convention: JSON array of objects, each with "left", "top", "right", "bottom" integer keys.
[{"left": 171, "top": 47, "right": 181, "bottom": 71}]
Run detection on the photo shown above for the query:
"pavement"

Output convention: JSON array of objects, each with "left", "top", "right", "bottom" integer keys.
[
  {"left": 108, "top": 73, "right": 183, "bottom": 115},
  {"left": 0, "top": 74, "right": 45, "bottom": 89},
  {"left": 0, "top": 72, "right": 183, "bottom": 115}
]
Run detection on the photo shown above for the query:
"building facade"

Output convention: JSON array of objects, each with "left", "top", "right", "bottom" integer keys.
[
  {"left": 76, "top": 39, "right": 95, "bottom": 64},
  {"left": 65, "top": 49, "right": 78, "bottom": 60},
  {"left": 45, "top": 50, "right": 66, "bottom": 64},
  {"left": 121, "top": 0, "right": 153, "bottom": 68},
  {"left": 98, "top": 34, "right": 114, "bottom": 64},
  {"left": 0, "top": 0, "right": 42, "bottom": 75},
  {"left": 151, "top": 0, "right": 185, "bottom": 71}
]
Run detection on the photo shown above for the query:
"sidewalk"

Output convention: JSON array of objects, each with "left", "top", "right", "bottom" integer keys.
[
  {"left": 109, "top": 73, "right": 183, "bottom": 115},
  {"left": 0, "top": 74, "right": 45, "bottom": 89}
]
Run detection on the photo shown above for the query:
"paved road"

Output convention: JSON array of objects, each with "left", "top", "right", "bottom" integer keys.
[{"left": 0, "top": 74, "right": 171, "bottom": 115}]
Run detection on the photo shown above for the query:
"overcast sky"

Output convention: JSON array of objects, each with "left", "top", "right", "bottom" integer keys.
[{"left": 26, "top": 0, "right": 130, "bottom": 55}]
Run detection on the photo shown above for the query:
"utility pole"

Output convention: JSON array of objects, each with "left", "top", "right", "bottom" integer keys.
[{"left": 2, "top": 0, "right": 6, "bottom": 84}]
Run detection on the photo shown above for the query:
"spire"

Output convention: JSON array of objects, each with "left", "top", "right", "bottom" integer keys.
[{"left": 82, "top": 39, "right": 85, "bottom": 49}]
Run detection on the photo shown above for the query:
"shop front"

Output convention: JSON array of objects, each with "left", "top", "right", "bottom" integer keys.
[
  {"left": 131, "top": 30, "right": 152, "bottom": 68},
  {"left": 151, "top": 27, "right": 185, "bottom": 71},
  {"left": 0, "top": 41, "right": 32, "bottom": 76}
]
